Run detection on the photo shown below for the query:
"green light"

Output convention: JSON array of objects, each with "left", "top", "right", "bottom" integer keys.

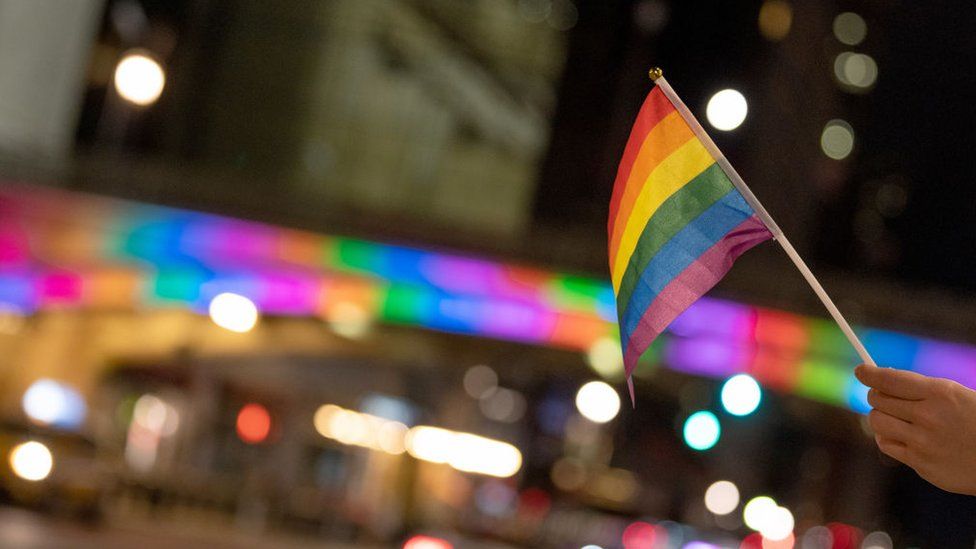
[
  {"left": 796, "top": 359, "right": 849, "bottom": 406},
  {"left": 335, "top": 238, "right": 381, "bottom": 273},
  {"left": 150, "top": 266, "right": 207, "bottom": 302},
  {"left": 380, "top": 285, "right": 431, "bottom": 323}
]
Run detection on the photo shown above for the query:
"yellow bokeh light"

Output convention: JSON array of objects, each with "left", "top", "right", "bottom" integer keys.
[
  {"left": 833, "top": 12, "right": 867, "bottom": 46},
  {"left": 313, "top": 404, "right": 342, "bottom": 438},
  {"left": 377, "top": 421, "right": 408, "bottom": 455},
  {"left": 9, "top": 441, "right": 53, "bottom": 481},
  {"left": 758, "top": 0, "right": 792, "bottom": 42},
  {"left": 114, "top": 50, "right": 166, "bottom": 106},
  {"left": 575, "top": 381, "right": 621, "bottom": 423},
  {"left": 821, "top": 120, "right": 855, "bottom": 160},
  {"left": 208, "top": 292, "right": 259, "bottom": 333},
  {"left": 586, "top": 337, "right": 624, "bottom": 379}
]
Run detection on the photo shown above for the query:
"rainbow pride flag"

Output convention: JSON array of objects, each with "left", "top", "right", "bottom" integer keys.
[{"left": 609, "top": 79, "right": 773, "bottom": 390}]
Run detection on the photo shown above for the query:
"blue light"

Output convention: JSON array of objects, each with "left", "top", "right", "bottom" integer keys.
[
  {"left": 683, "top": 411, "right": 721, "bottom": 451},
  {"left": 22, "top": 379, "right": 87, "bottom": 429}
]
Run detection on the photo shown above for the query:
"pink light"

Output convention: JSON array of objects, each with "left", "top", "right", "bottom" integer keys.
[
  {"left": 761, "top": 533, "right": 795, "bottom": 549},
  {"left": 39, "top": 271, "right": 84, "bottom": 305},
  {"left": 0, "top": 230, "right": 28, "bottom": 266},
  {"left": 255, "top": 270, "right": 321, "bottom": 314},
  {"left": 403, "top": 535, "right": 452, "bottom": 549},
  {"left": 622, "top": 521, "right": 661, "bottom": 549}
]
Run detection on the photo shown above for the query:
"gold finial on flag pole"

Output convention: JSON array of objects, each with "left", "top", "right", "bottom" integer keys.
[{"left": 648, "top": 67, "right": 663, "bottom": 81}]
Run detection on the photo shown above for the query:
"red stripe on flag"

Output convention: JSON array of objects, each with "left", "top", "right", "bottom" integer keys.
[{"left": 607, "top": 87, "right": 674, "bottom": 238}]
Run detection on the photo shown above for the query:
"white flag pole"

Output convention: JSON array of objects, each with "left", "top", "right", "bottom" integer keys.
[{"left": 649, "top": 68, "right": 876, "bottom": 367}]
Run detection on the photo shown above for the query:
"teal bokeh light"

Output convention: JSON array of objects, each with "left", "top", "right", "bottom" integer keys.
[{"left": 683, "top": 410, "right": 721, "bottom": 451}]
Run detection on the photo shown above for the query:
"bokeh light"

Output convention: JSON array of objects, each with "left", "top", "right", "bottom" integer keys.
[
  {"left": 22, "top": 378, "right": 87, "bottom": 429},
  {"left": 758, "top": 0, "right": 792, "bottom": 42},
  {"left": 743, "top": 496, "right": 778, "bottom": 531},
  {"left": 720, "top": 374, "right": 762, "bottom": 416},
  {"left": 133, "top": 394, "right": 180, "bottom": 436},
  {"left": 820, "top": 120, "right": 854, "bottom": 160},
  {"left": 550, "top": 457, "right": 587, "bottom": 491},
  {"left": 403, "top": 535, "right": 453, "bottom": 549},
  {"left": 622, "top": 521, "right": 659, "bottom": 549},
  {"left": 236, "top": 403, "right": 271, "bottom": 444},
  {"left": 800, "top": 525, "right": 833, "bottom": 548},
  {"left": 861, "top": 531, "right": 893, "bottom": 549},
  {"left": 759, "top": 506, "right": 794, "bottom": 541},
  {"left": 114, "top": 50, "right": 166, "bottom": 106},
  {"left": 834, "top": 52, "right": 878, "bottom": 90},
  {"left": 575, "top": 381, "right": 621, "bottom": 423},
  {"left": 706, "top": 89, "right": 748, "bottom": 131},
  {"left": 9, "top": 441, "right": 53, "bottom": 481},
  {"left": 704, "top": 480, "right": 740, "bottom": 515},
  {"left": 405, "top": 426, "right": 521, "bottom": 477},
  {"left": 682, "top": 411, "right": 721, "bottom": 450},
  {"left": 209, "top": 292, "right": 259, "bottom": 332},
  {"left": 833, "top": 12, "right": 867, "bottom": 46},
  {"left": 326, "top": 301, "right": 372, "bottom": 338},
  {"left": 760, "top": 532, "right": 794, "bottom": 549},
  {"left": 479, "top": 387, "right": 527, "bottom": 423},
  {"left": 463, "top": 365, "right": 498, "bottom": 399},
  {"left": 586, "top": 337, "right": 625, "bottom": 379}
]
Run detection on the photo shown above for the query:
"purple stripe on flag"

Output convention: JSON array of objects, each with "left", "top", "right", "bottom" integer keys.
[{"left": 623, "top": 216, "right": 771, "bottom": 375}]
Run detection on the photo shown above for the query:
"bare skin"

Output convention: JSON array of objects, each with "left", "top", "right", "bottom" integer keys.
[{"left": 855, "top": 364, "right": 976, "bottom": 496}]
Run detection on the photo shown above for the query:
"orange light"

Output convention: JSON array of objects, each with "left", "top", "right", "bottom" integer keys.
[
  {"left": 403, "top": 535, "right": 452, "bottom": 549},
  {"left": 236, "top": 403, "right": 271, "bottom": 444}
]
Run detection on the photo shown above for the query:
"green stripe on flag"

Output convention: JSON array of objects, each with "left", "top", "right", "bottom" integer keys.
[{"left": 616, "top": 163, "right": 733, "bottom": 313}]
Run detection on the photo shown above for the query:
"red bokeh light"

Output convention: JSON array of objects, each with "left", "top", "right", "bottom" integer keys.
[
  {"left": 519, "top": 487, "right": 552, "bottom": 517},
  {"left": 403, "top": 535, "right": 453, "bottom": 549},
  {"left": 622, "top": 521, "right": 659, "bottom": 549},
  {"left": 827, "top": 522, "right": 863, "bottom": 549},
  {"left": 740, "top": 532, "right": 764, "bottom": 549},
  {"left": 236, "top": 403, "right": 271, "bottom": 444}
]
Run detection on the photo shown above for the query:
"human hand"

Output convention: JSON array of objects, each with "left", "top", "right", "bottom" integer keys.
[{"left": 855, "top": 364, "right": 976, "bottom": 496}]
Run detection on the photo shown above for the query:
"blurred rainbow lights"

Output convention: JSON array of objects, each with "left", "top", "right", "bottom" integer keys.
[{"left": 1, "top": 183, "right": 975, "bottom": 412}]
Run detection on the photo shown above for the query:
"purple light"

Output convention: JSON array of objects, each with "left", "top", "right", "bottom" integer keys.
[
  {"left": 665, "top": 336, "right": 747, "bottom": 378},
  {"left": 180, "top": 219, "right": 278, "bottom": 264},
  {"left": 0, "top": 271, "right": 36, "bottom": 311},
  {"left": 478, "top": 301, "right": 555, "bottom": 342},
  {"left": 255, "top": 270, "right": 321, "bottom": 314},
  {"left": 914, "top": 341, "right": 976, "bottom": 388},
  {"left": 420, "top": 255, "right": 501, "bottom": 295},
  {"left": 669, "top": 298, "right": 754, "bottom": 341}
]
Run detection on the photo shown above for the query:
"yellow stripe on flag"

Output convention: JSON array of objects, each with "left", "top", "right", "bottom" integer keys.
[{"left": 611, "top": 138, "right": 715, "bottom": 291}]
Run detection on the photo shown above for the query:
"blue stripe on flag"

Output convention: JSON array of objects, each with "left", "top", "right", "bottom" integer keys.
[{"left": 620, "top": 190, "right": 755, "bottom": 349}]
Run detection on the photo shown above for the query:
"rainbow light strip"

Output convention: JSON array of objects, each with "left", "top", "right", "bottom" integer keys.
[{"left": 1, "top": 183, "right": 974, "bottom": 412}]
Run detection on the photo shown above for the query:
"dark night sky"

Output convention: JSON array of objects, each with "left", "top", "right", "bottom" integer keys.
[{"left": 534, "top": 0, "right": 976, "bottom": 292}]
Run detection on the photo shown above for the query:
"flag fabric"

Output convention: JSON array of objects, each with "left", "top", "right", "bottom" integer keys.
[{"left": 609, "top": 82, "right": 773, "bottom": 388}]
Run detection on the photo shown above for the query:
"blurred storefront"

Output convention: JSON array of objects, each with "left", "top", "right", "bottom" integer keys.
[{"left": 2, "top": 183, "right": 976, "bottom": 546}]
